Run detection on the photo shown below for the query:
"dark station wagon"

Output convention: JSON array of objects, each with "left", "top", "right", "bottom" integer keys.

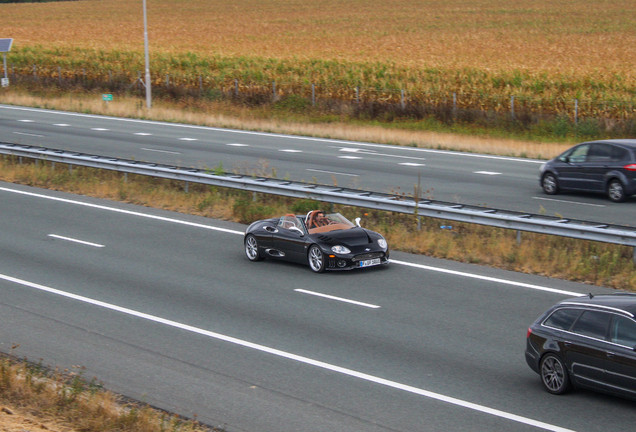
[
  {"left": 526, "top": 293, "right": 636, "bottom": 399},
  {"left": 539, "top": 139, "right": 636, "bottom": 202}
]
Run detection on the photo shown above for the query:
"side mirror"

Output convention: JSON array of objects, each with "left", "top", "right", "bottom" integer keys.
[
  {"left": 355, "top": 217, "right": 362, "bottom": 227},
  {"left": 290, "top": 226, "right": 304, "bottom": 236}
]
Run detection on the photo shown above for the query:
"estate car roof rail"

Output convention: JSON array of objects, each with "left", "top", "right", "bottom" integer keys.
[{"left": 559, "top": 301, "right": 635, "bottom": 318}]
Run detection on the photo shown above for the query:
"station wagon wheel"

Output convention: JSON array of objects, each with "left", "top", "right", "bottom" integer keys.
[
  {"left": 607, "top": 179, "right": 626, "bottom": 203},
  {"left": 540, "top": 353, "right": 571, "bottom": 395},
  {"left": 542, "top": 173, "right": 559, "bottom": 195},
  {"left": 245, "top": 234, "right": 264, "bottom": 262},
  {"left": 308, "top": 245, "right": 326, "bottom": 273}
]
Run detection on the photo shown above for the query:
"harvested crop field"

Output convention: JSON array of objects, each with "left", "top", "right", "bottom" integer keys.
[{"left": 2, "top": 0, "right": 636, "bottom": 106}]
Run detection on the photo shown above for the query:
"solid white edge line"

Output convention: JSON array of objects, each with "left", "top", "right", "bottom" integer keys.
[
  {"left": 532, "top": 197, "right": 606, "bottom": 207},
  {"left": 0, "top": 272, "right": 575, "bottom": 432},
  {"left": 294, "top": 289, "right": 380, "bottom": 308},
  {"left": 0, "top": 187, "right": 244, "bottom": 236},
  {"left": 390, "top": 259, "right": 584, "bottom": 297},
  {"left": 0, "top": 186, "right": 586, "bottom": 297},
  {"left": 48, "top": 234, "right": 104, "bottom": 248},
  {"left": 0, "top": 105, "right": 544, "bottom": 163}
]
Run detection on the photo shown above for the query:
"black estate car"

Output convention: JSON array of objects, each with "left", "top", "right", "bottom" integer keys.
[
  {"left": 539, "top": 139, "right": 636, "bottom": 202},
  {"left": 525, "top": 293, "right": 636, "bottom": 399}
]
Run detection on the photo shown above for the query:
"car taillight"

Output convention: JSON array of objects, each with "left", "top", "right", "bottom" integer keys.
[
  {"left": 527, "top": 327, "right": 532, "bottom": 338},
  {"left": 624, "top": 164, "right": 636, "bottom": 171}
]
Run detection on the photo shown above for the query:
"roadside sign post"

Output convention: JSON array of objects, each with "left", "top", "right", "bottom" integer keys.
[
  {"left": 0, "top": 38, "right": 13, "bottom": 87},
  {"left": 102, "top": 93, "right": 113, "bottom": 106}
]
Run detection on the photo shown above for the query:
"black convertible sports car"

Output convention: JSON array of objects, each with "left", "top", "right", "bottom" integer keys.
[{"left": 244, "top": 210, "right": 390, "bottom": 272}]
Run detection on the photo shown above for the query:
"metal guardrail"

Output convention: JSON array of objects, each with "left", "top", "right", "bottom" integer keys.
[{"left": 2, "top": 143, "right": 636, "bottom": 255}]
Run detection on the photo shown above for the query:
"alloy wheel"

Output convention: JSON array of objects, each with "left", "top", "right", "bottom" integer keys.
[
  {"left": 540, "top": 354, "right": 570, "bottom": 394},
  {"left": 308, "top": 245, "right": 325, "bottom": 273}
]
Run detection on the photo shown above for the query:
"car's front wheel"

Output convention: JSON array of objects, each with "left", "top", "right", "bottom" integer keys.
[
  {"left": 607, "top": 179, "right": 626, "bottom": 203},
  {"left": 540, "top": 353, "right": 571, "bottom": 395},
  {"left": 245, "top": 234, "right": 264, "bottom": 262},
  {"left": 308, "top": 245, "right": 326, "bottom": 273},
  {"left": 542, "top": 173, "right": 559, "bottom": 195}
]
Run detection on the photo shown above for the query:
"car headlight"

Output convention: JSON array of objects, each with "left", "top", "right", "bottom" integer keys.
[
  {"left": 539, "top": 163, "right": 546, "bottom": 173},
  {"left": 378, "top": 238, "right": 387, "bottom": 249},
  {"left": 331, "top": 245, "right": 351, "bottom": 254}
]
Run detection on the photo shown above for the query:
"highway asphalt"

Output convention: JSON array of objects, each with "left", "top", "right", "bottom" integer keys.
[
  {"left": 1, "top": 104, "right": 634, "bottom": 226},
  {"left": 1, "top": 181, "right": 634, "bottom": 432}
]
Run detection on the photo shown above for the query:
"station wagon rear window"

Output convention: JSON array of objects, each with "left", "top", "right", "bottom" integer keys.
[{"left": 543, "top": 308, "right": 581, "bottom": 330}]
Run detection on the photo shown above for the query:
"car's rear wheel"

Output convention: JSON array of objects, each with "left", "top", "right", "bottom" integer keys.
[
  {"left": 607, "top": 179, "right": 626, "bottom": 202},
  {"left": 540, "top": 353, "right": 571, "bottom": 395},
  {"left": 542, "top": 173, "right": 559, "bottom": 195},
  {"left": 245, "top": 234, "right": 264, "bottom": 262},
  {"left": 308, "top": 245, "right": 326, "bottom": 273}
]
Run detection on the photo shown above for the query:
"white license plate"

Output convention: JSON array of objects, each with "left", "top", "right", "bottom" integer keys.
[{"left": 359, "top": 258, "right": 381, "bottom": 268}]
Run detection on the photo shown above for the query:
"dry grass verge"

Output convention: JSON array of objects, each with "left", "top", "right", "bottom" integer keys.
[
  {"left": 1, "top": 91, "right": 570, "bottom": 160},
  {"left": 0, "top": 353, "right": 218, "bottom": 432}
]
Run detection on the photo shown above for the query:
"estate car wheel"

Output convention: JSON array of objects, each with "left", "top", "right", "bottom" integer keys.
[
  {"left": 540, "top": 353, "right": 571, "bottom": 395},
  {"left": 308, "top": 245, "right": 326, "bottom": 273},
  {"left": 245, "top": 235, "right": 264, "bottom": 262},
  {"left": 607, "top": 179, "right": 626, "bottom": 203},
  {"left": 542, "top": 173, "right": 559, "bottom": 195}
]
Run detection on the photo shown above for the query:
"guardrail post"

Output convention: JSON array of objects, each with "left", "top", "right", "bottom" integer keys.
[
  {"left": 185, "top": 181, "right": 189, "bottom": 193},
  {"left": 511, "top": 95, "right": 515, "bottom": 120},
  {"left": 312, "top": 83, "right": 315, "bottom": 106},
  {"left": 633, "top": 247, "right": 636, "bottom": 265},
  {"left": 574, "top": 99, "right": 578, "bottom": 125},
  {"left": 516, "top": 230, "right": 521, "bottom": 245},
  {"left": 453, "top": 93, "right": 457, "bottom": 119},
  {"left": 401, "top": 89, "right": 405, "bottom": 110}
]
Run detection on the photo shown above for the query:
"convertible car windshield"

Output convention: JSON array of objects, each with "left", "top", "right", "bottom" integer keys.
[{"left": 305, "top": 211, "right": 355, "bottom": 233}]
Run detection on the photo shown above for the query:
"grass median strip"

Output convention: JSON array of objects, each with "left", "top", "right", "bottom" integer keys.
[{"left": 1, "top": 154, "right": 634, "bottom": 290}]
